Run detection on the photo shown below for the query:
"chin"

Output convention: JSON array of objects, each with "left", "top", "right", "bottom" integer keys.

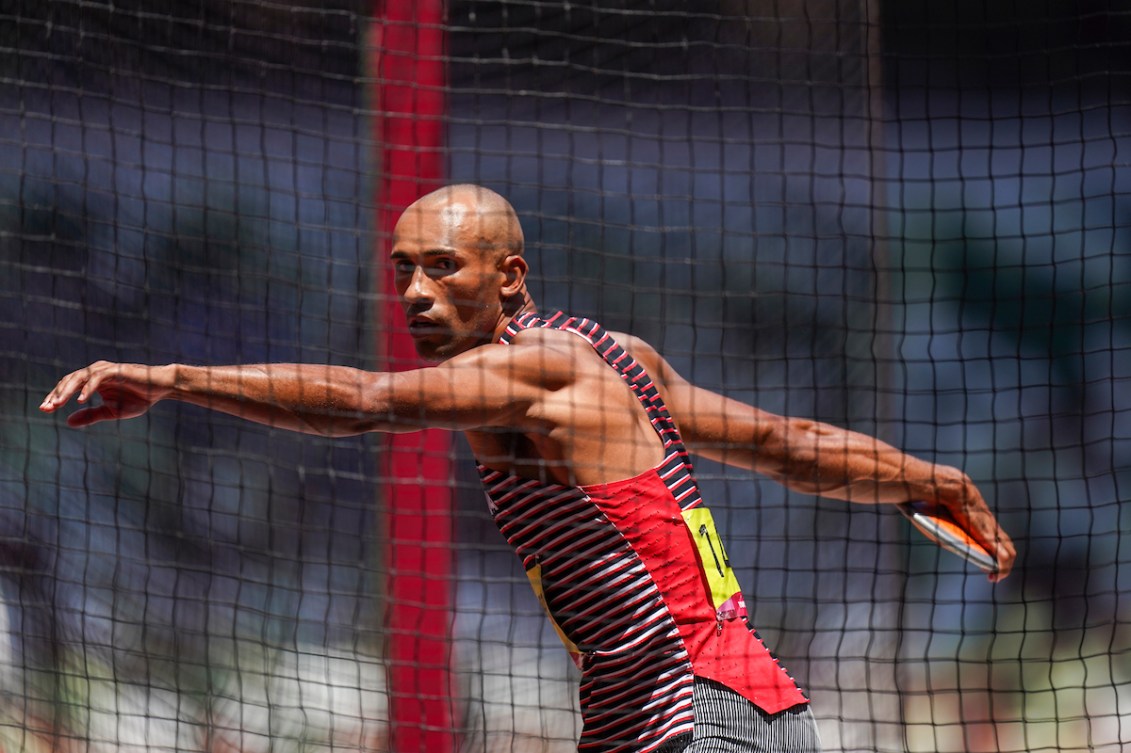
[
  {"left": 412, "top": 343, "right": 445, "bottom": 363},
  {"left": 414, "top": 339, "right": 465, "bottom": 363}
]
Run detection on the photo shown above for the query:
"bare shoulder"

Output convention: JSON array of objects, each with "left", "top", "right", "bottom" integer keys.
[
  {"left": 496, "top": 326, "right": 602, "bottom": 387},
  {"left": 607, "top": 330, "right": 681, "bottom": 389},
  {"left": 608, "top": 330, "right": 658, "bottom": 359},
  {"left": 499, "top": 326, "right": 679, "bottom": 392}
]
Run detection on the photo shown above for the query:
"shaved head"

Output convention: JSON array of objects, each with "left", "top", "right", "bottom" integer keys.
[
  {"left": 400, "top": 184, "right": 524, "bottom": 262},
  {"left": 390, "top": 184, "right": 532, "bottom": 360}
]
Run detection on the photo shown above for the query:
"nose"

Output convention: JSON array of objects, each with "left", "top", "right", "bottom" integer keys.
[{"left": 402, "top": 265, "right": 434, "bottom": 305}]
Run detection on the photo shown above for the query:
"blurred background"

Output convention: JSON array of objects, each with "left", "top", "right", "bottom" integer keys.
[{"left": 1, "top": 1, "right": 1129, "bottom": 751}]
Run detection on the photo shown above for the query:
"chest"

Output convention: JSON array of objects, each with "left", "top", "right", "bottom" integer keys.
[{"left": 465, "top": 428, "right": 572, "bottom": 485}]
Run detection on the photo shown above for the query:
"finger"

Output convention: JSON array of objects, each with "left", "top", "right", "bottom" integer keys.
[
  {"left": 991, "top": 537, "right": 1016, "bottom": 582},
  {"left": 981, "top": 525, "right": 1014, "bottom": 582},
  {"left": 943, "top": 490, "right": 1013, "bottom": 582},
  {"left": 982, "top": 532, "right": 1011, "bottom": 582},
  {"left": 960, "top": 497, "right": 1004, "bottom": 561},
  {"left": 40, "top": 370, "right": 89, "bottom": 412},
  {"left": 77, "top": 365, "right": 116, "bottom": 404},
  {"left": 66, "top": 404, "right": 118, "bottom": 428},
  {"left": 56, "top": 366, "right": 110, "bottom": 408}
]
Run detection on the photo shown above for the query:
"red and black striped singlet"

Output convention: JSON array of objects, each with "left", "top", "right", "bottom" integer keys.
[{"left": 477, "top": 311, "right": 808, "bottom": 753}]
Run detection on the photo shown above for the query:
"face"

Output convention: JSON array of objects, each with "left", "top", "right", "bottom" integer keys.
[{"left": 390, "top": 199, "right": 517, "bottom": 361}]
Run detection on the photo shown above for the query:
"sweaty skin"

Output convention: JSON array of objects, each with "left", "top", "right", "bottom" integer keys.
[{"left": 40, "top": 184, "right": 1016, "bottom": 581}]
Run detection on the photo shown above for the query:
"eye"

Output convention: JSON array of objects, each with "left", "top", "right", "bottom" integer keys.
[
  {"left": 392, "top": 259, "right": 415, "bottom": 275},
  {"left": 429, "top": 257, "right": 458, "bottom": 274}
]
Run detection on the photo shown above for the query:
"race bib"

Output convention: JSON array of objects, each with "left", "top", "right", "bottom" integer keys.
[{"left": 682, "top": 506, "right": 747, "bottom": 622}]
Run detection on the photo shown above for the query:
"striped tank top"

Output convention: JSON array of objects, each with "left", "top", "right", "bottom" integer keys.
[{"left": 477, "top": 311, "right": 808, "bottom": 753}]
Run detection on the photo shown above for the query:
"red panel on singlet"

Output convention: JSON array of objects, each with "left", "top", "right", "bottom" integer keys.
[{"left": 580, "top": 469, "right": 809, "bottom": 713}]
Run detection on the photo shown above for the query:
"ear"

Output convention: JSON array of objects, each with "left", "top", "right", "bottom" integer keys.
[{"left": 499, "top": 254, "right": 528, "bottom": 298}]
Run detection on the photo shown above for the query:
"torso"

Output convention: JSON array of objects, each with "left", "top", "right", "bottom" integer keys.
[{"left": 473, "top": 312, "right": 809, "bottom": 752}]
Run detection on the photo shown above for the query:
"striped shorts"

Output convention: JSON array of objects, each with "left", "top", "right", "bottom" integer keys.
[{"left": 667, "top": 679, "right": 823, "bottom": 753}]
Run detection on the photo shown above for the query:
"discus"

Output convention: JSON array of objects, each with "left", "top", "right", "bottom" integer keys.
[{"left": 898, "top": 500, "right": 998, "bottom": 574}]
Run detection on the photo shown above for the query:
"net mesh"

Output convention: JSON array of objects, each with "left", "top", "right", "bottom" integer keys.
[{"left": 2, "top": 1, "right": 1129, "bottom": 752}]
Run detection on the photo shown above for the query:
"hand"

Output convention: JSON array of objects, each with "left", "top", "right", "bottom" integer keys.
[
  {"left": 935, "top": 472, "right": 1017, "bottom": 582},
  {"left": 40, "top": 361, "right": 174, "bottom": 428}
]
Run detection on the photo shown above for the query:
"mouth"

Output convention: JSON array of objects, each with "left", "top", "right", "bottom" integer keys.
[{"left": 407, "top": 318, "right": 446, "bottom": 338}]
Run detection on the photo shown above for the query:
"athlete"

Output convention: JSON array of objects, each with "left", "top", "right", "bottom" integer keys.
[{"left": 41, "top": 184, "right": 1015, "bottom": 752}]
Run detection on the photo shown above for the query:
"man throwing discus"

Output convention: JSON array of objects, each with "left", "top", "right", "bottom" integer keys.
[{"left": 42, "top": 184, "right": 1015, "bottom": 753}]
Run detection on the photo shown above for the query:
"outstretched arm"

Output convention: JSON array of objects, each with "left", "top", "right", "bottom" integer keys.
[
  {"left": 40, "top": 346, "right": 544, "bottom": 437},
  {"left": 618, "top": 334, "right": 1016, "bottom": 581},
  {"left": 41, "top": 361, "right": 375, "bottom": 435}
]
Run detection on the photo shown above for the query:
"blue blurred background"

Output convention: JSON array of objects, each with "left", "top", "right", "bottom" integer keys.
[{"left": 1, "top": 1, "right": 1128, "bottom": 751}]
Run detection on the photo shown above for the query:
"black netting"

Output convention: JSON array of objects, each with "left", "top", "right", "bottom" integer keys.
[{"left": 2, "top": 1, "right": 1128, "bottom": 751}]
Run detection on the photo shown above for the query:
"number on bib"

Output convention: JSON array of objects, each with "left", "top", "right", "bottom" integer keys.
[{"left": 682, "top": 506, "right": 747, "bottom": 622}]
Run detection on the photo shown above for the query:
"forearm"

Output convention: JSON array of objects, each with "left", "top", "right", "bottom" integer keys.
[
  {"left": 752, "top": 417, "right": 965, "bottom": 505},
  {"left": 661, "top": 375, "right": 1012, "bottom": 578},
  {"left": 676, "top": 388, "right": 961, "bottom": 504},
  {"left": 170, "top": 363, "right": 394, "bottom": 436},
  {"left": 45, "top": 350, "right": 530, "bottom": 435}
]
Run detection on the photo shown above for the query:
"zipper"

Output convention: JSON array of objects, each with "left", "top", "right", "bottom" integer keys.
[{"left": 699, "top": 524, "right": 726, "bottom": 577}]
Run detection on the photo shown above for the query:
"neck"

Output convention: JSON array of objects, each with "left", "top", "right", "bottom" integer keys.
[{"left": 494, "top": 294, "right": 537, "bottom": 339}]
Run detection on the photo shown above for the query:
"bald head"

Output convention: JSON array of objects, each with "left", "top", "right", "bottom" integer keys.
[
  {"left": 389, "top": 185, "right": 532, "bottom": 360},
  {"left": 399, "top": 184, "right": 524, "bottom": 263}
]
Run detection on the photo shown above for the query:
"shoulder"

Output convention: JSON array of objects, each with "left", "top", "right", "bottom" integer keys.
[
  {"left": 508, "top": 325, "right": 602, "bottom": 361},
  {"left": 504, "top": 326, "right": 607, "bottom": 386},
  {"left": 487, "top": 321, "right": 679, "bottom": 389},
  {"left": 608, "top": 330, "right": 658, "bottom": 360},
  {"left": 508, "top": 324, "right": 586, "bottom": 349},
  {"left": 440, "top": 328, "right": 594, "bottom": 390},
  {"left": 607, "top": 330, "right": 684, "bottom": 390}
]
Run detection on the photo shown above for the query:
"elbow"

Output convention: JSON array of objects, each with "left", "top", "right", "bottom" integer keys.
[
  {"left": 299, "top": 371, "right": 402, "bottom": 436},
  {"left": 354, "top": 372, "right": 429, "bottom": 435},
  {"left": 354, "top": 374, "right": 399, "bottom": 433}
]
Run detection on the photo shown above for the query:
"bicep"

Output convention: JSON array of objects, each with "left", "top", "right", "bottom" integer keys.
[
  {"left": 662, "top": 381, "right": 782, "bottom": 462},
  {"left": 615, "top": 334, "right": 781, "bottom": 468}
]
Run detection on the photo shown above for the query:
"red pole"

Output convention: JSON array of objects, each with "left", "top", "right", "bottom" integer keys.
[{"left": 369, "top": 2, "right": 456, "bottom": 751}]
